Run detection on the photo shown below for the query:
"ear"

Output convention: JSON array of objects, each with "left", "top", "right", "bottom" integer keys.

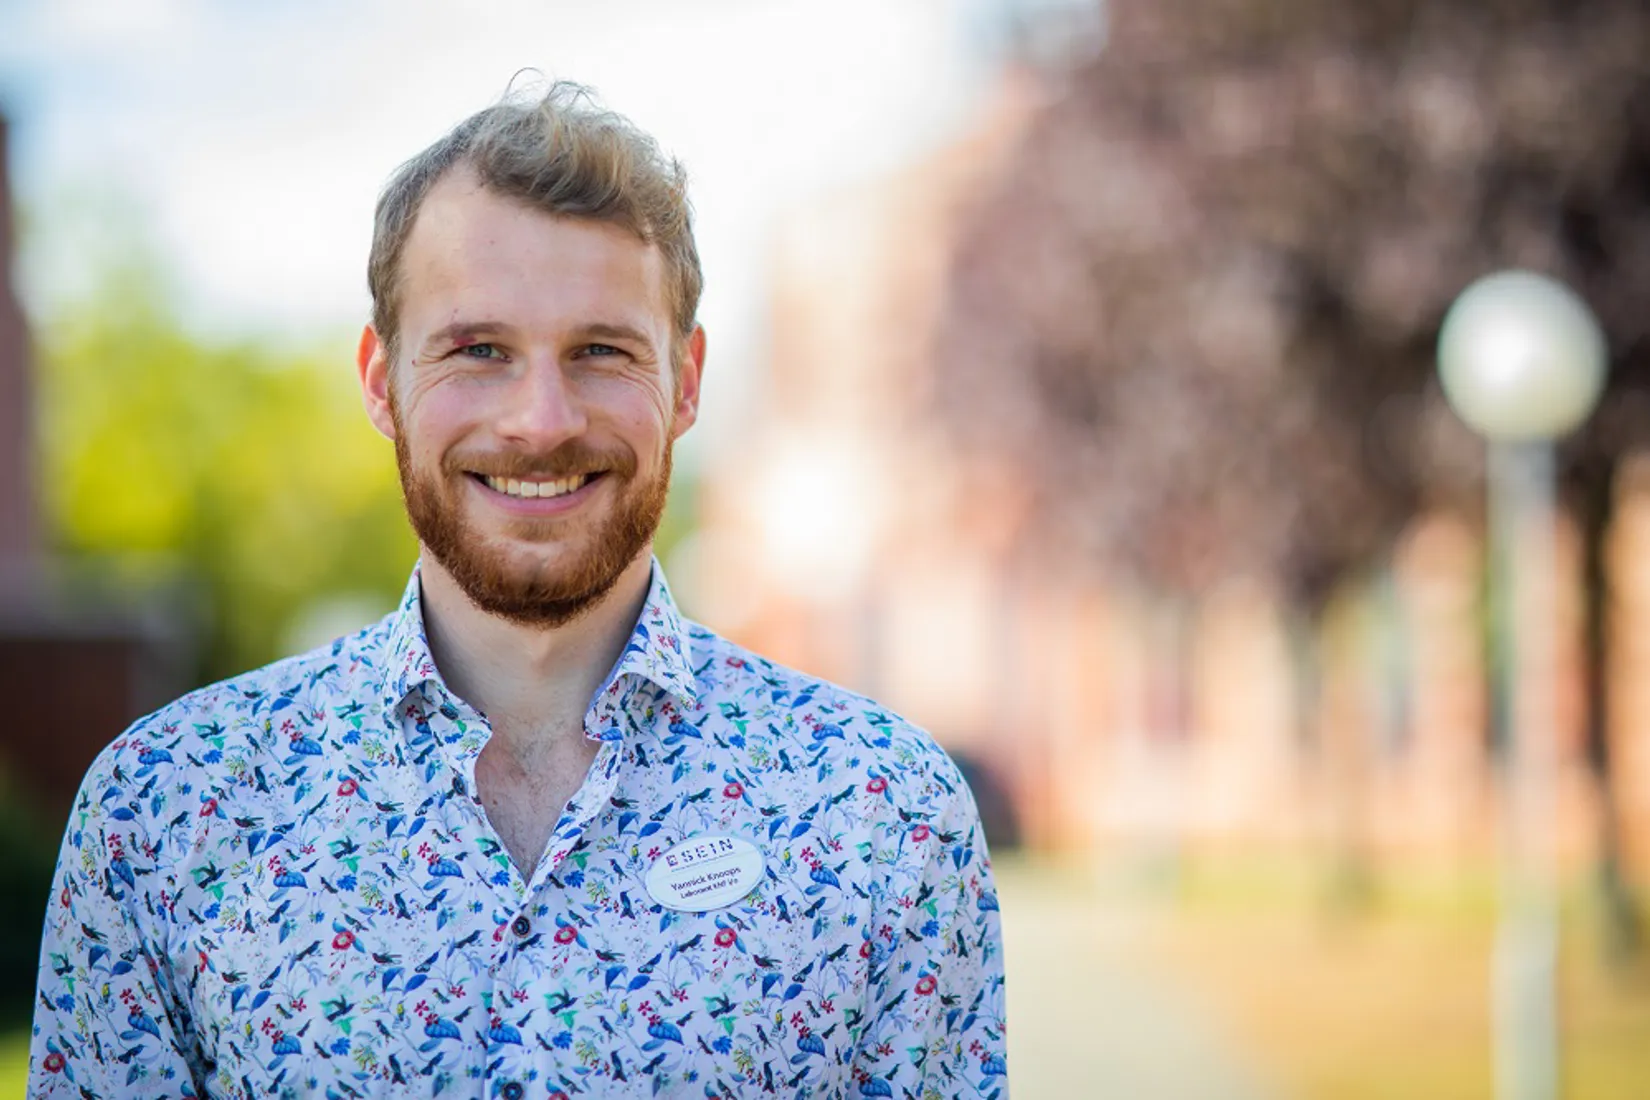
[
  {"left": 357, "top": 324, "right": 397, "bottom": 441},
  {"left": 670, "top": 325, "right": 706, "bottom": 440}
]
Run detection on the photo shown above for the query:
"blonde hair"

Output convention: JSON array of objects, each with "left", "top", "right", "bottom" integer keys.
[{"left": 368, "top": 82, "right": 701, "bottom": 360}]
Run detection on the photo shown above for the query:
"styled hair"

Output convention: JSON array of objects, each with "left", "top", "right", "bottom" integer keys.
[{"left": 367, "top": 81, "right": 701, "bottom": 360}]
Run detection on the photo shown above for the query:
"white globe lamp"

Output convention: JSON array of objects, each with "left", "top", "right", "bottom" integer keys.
[{"left": 1437, "top": 270, "right": 1606, "bottom": 442}]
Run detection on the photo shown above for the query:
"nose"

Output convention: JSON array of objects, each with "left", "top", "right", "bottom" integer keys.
[{"left": 495, "top": 355, "right": 587, "bottom": 450}]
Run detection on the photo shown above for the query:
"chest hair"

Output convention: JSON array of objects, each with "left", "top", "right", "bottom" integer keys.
[{"left": 474, "top": 723, "right": 600, "bottom": 876}]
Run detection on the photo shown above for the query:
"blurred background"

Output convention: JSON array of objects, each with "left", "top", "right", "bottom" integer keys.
[{"left": 3, "top": 0, "right": 1650, "bottom": 1095}]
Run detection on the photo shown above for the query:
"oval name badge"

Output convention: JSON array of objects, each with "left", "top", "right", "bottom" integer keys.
[{"left": 645, "top": 834, "right": 765, "bottom": 912}]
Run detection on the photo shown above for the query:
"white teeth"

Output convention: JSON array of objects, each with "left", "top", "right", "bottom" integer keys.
[{"left": 483, "top": 474, "right": 588, "bottom": 499}]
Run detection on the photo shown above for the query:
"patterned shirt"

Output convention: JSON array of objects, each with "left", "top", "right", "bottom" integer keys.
[{"left": 31, "top": 561, "right": 1008, "bottom": 1099}]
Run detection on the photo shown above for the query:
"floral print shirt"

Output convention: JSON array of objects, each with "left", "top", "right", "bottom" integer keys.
[{"left": 31, "top": 562, "right": 1008, "bottom": 1099}]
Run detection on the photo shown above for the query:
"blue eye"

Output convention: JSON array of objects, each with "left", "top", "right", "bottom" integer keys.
[
  {"left": 458, "top": 343, "right": 502, "bottom": 359},
  {"left": 583, "top": 344, "right": 622, "bottom": 357}
]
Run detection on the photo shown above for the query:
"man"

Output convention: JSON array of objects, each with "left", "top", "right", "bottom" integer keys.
[{"left": 30, "top": 84, "right": 1008, "bottom": 1098}]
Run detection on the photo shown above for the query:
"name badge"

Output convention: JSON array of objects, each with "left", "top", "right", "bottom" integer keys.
[{"left": 645, "top": 834, "right": 765, "bottom": 912}]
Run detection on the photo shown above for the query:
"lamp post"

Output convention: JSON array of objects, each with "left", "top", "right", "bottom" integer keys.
[{"left": 1437, "top": 270, "right": 1608, "bottom": 1100}]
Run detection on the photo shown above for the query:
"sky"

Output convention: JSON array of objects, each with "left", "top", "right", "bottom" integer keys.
[{"left": 0, "top": 0, "right": 1015, "bottom": 456}]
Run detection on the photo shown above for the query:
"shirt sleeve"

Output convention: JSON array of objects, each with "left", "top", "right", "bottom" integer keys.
[
  {"left": 30, "top": 743, "right": 205, "bottom": 1099},
  {"left": 855, "top": 769, "right": 1010, "bottom": 1099}
]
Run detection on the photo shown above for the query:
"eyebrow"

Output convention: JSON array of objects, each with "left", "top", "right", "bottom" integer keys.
[
  {"left": 422, "top": 321, "right": 511, "bottom": 352},
  {"left": 419, "top": 320, "right": 658, "bottom": 352},
  {"left": 579, "top": 322, "right": 657, "bottom": 350}
]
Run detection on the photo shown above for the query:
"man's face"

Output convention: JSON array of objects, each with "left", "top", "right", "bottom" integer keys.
[{"left": 357, "top": 170, "right": 704, "bottom": 627}]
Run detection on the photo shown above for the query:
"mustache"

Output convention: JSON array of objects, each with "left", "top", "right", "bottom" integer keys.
[{"left": 445, "top": 440, "right": 636, "bottom": 482}]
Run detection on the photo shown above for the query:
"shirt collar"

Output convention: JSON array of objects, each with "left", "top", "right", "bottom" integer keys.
[
  {"left": 378, "top": 558, "right": 699, "bottom": 720},
  {"left": 605, "top": 560, "right": 699, "bottom": 709},
  {"left": 380, "top": 561, "right": 439, "bottom": 720}
]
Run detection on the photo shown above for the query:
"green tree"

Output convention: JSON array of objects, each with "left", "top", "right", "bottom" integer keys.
[{"left": 35, "top": 259, "right": 416, "bottom": 684}]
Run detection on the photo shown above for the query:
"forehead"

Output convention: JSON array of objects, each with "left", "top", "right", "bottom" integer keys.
[{"left": 398, "top": 170, "right": 669, "bottom": 336}]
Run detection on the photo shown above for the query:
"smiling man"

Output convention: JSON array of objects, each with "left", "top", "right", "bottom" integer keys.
[{"left": 30, "top": 85, "right": 1007, "bottom": 1099}]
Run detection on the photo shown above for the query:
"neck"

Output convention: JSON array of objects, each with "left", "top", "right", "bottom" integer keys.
[{"left": 417, "top": 550, "right": 655, "bottom": 734}]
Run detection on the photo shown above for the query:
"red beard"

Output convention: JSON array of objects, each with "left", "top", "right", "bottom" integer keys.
[{"left": 392, "top": 402, "right": 671, "bottom": 628}]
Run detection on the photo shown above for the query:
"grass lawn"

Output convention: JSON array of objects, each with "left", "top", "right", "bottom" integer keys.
[
  {"left": 1152, "top": 863, "right": 1650, "bottom": 1099},
  {"left": 998, "top": 852, "right": 1650, "bottom": 1100},
  {"left": 0, "top": 1030, "right": 27, "bottom": 1095}
]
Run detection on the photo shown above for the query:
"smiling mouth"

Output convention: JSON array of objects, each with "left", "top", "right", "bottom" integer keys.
[{"left": 472, "top": 472, "right": 600, "bottom": 499}]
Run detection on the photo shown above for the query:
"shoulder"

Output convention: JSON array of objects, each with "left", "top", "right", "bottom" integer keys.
[
  {"left": 684, "top": 621, "right": 972, "bottom": 816},
  {"left": 116, "top": 619, "right": 381, "bottom": 756},
  {"left": 69, "top": 619, "right": 390, "bottom": 843}
]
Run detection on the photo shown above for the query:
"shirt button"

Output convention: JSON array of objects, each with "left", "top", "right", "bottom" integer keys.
[
  {"left": 500, "top": 1082, "right": 524, "bottom": 1100},
  {"left": 511, "top": 915, "right": 531, "bottom": 937}
]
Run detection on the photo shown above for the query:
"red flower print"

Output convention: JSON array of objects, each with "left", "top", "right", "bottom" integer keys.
[
  {"left": 42, "top": 1051, "right": 65, "bottom": 1073},
  {"left": 554, "top": 925, "right": 578, "bottom": 945},
  {"left": 332, "top": 931, "right": 354, "bottom": 950},
  {"left": 915, "top": 974, "right": 938, "bottom": 996},
  {"left": 866, "top": 777, "right": 887, "bottom": 795},
  {"left": 714, "top": 928, "right": 737, "bottom": 948},
  {"left": 910, "top": 824, "right": 930, "bottom": 841},
  {"left": 337, "top": 778, "right": 357, "bottom": 796},
  {"left": 199, "top": 798, "right": 217, "bottom": 817},
  {"left": 859, "top": 941, "right": 873, "bottom": 958},
  {"left": 723, "top": 782, "right": 743, "bottom": 799}
]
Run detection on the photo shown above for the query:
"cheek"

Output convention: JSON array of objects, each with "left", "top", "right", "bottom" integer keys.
[
  {"left": 628, "top": 377, "right": 680, "bottom": 435},
  {"left": 622, "top": 403, "right": 675, "bottom": 458},
  {"left": 397, "top": 383, "right": 478, "bottom": 454},
  {"left": 578, "top": 376, "right": 672, "bottom": 438}
]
